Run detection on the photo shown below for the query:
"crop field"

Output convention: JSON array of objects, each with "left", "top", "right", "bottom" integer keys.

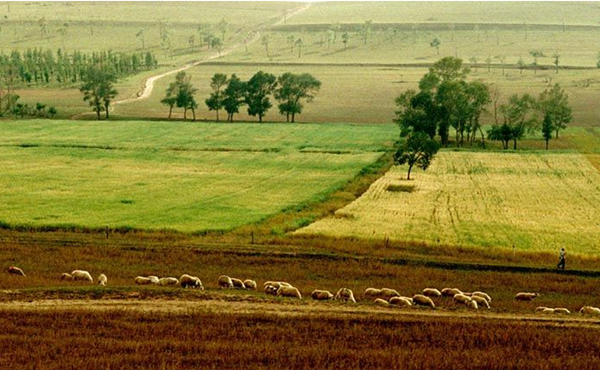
[
  {"left": 298, "top": 151, "right": 600, "bottom": 255},
  {"left": 0, "top": 120, "right": 394, "bottom": 232}
]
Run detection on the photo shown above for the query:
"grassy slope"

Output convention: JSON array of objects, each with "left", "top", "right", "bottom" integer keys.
[
  {"left": 0, "top": 120, "right": 395, "bottom": 232},
  {"left": 298, "top": 150, "right": 600, "bottom": 255}
]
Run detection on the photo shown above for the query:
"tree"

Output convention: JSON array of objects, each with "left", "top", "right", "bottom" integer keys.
[
  {"left": 517, "top": 57, "right": 525, "bottom": 75},
  {"left": 485, "top": 56, "right": 492, "bottom": 72},
  {"left": 341, "top": 32, "right": 349, "bottom": 50},
  {"left": 394, "top": 132, "right": 440, "bottom": 180},
  {"left": 205, "top": 73, "right": 228, "bottom": 121},
  {"left": 541, "top": 112, "right": 553, "bottom": 150},
  {"left": 538, "top": 83, "right": 572, "bottom": 138},
  {"left": 136, "top": 29, "right": 145, "bottom": 50},
  {"left": 360, "top": 20, "right": 372, "bottom": 45},
  {"left": 174, "top": 72, "right": 197, "bottom": 120},
  {"left": 161, "top": 75, "right": 179, "bottom": 119},
  {"left": 498, "top": 93, "right": 538, "bottom": 150},
  {"left": 80, "top": 67, "right": 118, "bottom": 120},
  {"left": 245, "top": 71, "right": 277, "bottom": 122},
  {"left": 287, "top": 34, "right": 295, "bottom": 53},
  {"left": 211, "top": 37, "right": 222, "bottom": 57},
  {"left": 217, "top": 18, "right": 228, "bottom": 42},
  {"left": 552, "top": 52, "right": 560, "bottom": 73},
  {"left": 430, "top": 37, "right": 441, "bottom": 55},
  {"left": 48, "top": 106, "right": 57, "bottom": 118},
  {"left": 294, "top": 38, "right": 304, "bottom": 58},
  {"left": 494, "top": 55, "right": 506, "bottom": 75},
  {"left": 261, "top": 35, "right": 270, "bottom": 57},
  {"left": 529, "top": 50, "right": 544, "bottom": 74},
  {"left": 223, "top": 74, "right": 246, "bottom": 122},
  {"left": 274, "top": 72, "right": 321, "bottom": 123},
  {"left": 188, "top": 35, "right": 195, "bottom": 53},
  {"left": 469, "top": 56, "right": 478, "bottom": 72},
  {"left": 487, "top": 123, "right": 513, "bottom": 150}
]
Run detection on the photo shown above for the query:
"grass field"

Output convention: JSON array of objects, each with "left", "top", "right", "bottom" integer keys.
[
  {"left": 0, "top": 120, "right": 395, "bottom": 232},
  {"left": 298, "top": 150, "right": 600, "bottom": 255}
]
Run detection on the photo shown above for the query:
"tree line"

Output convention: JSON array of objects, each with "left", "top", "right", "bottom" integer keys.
[{"left": 161, "top": 71, "right": 321, "bottom": 123}]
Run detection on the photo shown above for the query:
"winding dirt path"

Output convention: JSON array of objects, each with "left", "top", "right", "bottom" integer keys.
[{"left": 112, "top": 3, "right": 311, "bottom": 109}]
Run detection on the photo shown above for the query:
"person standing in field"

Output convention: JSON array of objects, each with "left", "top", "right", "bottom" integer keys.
[{"left": 557, "top": 248, "right": 566, "bottom": 270}]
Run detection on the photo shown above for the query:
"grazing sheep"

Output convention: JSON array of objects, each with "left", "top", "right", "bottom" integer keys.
[
  {"left": 277, "top": 286, "right": 302, "bottom": 299},
  {"left": 218, "top": 275, "right": 234, "bottom": 289},
  {"left": 423, "top": 288, "right": 442, "bottom": 298},
  {"left": 97, "top": 274, "right": 107, "bottom": 286},
  {"left": 466, "top": 300, "right": 479, "bottom": 310},
  {"left": 71, "top": 270, "right": 93, "bottom": 283},
  {"left": 380, "top": 288, "right": 400, "bottom": 300},
  {"left": 580, "top": 306, "right": 600, "bottom": 315},
  {"left": 389, "top": 296, "right": 412, "bottom": 307},
  {"left": 60, "top": 273, "right": 74, "bottom": 281},
  {"left": 535, "top": 306, "right": 550, "bottom": 312},
  {"left": 157, "top": 277, "right": 179, "bottom": 286},
  {"left": 412, "top": 294, "right": 435, "bottom": 308},
  {"left": 264, "top": 285, "right": 279, "bottom": 295},
  {"left": 364, "top": 288, "right": 382, "bottom": 298},
  {"left": 334, "top": 288, "right": 356, "bottom": 303},
  {"left": 7, "top": 266, "right": 26, "bottom": 276},
  {"left": 541, "top": 308, "right": 555, "bottom": 314},
  {"left": 244, "top": 280, "right": 257, "bottom": 290},
  {"left": 180, "top": 274, "right": 204, "bottom": 290},
  {"left": 135, "top": 276, "right": 153, "bottom": 285},
  {"left": 263, "top": 281, "right": 292, "bottom": 289},
  {"left": 231, "top": 278, "right": 246, "bottom": 290},
  {"left": 311, "top": 290, "right": 334, "bottom": 300},
  {"left": 472, "top": 291, "right": 492, "bottom": 302},
  {"left": 374, "top": 298, "right": 389, "bottom": 307},
  {"left": 515, "top": 292, "right": 539, "bottom": 301},
  {"left": 453, "top": 293, "right": 472, "bottom": 305},
  {"left": 148, "top": 276, "right": 159, "bottom": 284},
  {"left": 470, "top": 295, "right": 490, "bottom": 309},
  {"left": 554, "top": 308, "right": 571, "bottom": 314},
  {"left": 441, "top": 288, "right": 462, "bottom": 297}
]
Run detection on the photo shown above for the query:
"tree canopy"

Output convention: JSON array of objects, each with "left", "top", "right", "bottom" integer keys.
[
  {"left": 80, "top": 66, "right": 118, "bottom": 120},
  {"left": 274, "top": 72, "right": 321, "bottom": 123},
  {"left": 245, "top": 71, "right": 277, "bottom": 122},
  {"left": 394, "top": 132, "right": 440, "bottom": 180}
]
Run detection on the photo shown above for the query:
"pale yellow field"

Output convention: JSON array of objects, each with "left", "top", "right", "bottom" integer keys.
[{"left": 298, "top": 151, "right": 600, "bottom": 255}]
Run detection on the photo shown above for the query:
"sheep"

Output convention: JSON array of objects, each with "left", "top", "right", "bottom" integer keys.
[
  {"left": 60, "top": 273, "right": 74, "bottom": 281},
  {"left": 7, "top": 266, "right": 25, "bottom": 276},
  {"left": 470, "top": 295, "right": 490, "bottom": 309},
  {"left": 218, "top": 275, "right": 234, "bottom": 289},
  {"left": 389, "top": 296, "right": 412, "bottom": 307},
  {"left": 97, "top": 274, "right": 107, "bottom": 286},
  {"left": 157, "top": 277, "right": 179, "bottom": 286},
  {"left": 580, "top": 306, "right": 600, "bottom": 315},
  {"left": 541, "top": 308, "right": 555, "bottom": 314},
  {"left": 441, "top": 288, "right": 462, "bottom": 297},
  {"left": 380, "top": 288, "right": 400, "bottom": 300},
  {"left": 231, "top": 278, "right": 246, "bottom": 290},
  {"left": 263, "top": 281, "right": 292, "bottom": 289},
  {"left": 334, "top": 288, "right": 356, "bottom": 303},
  {"left": 453, "top": 293, "right": 472, "bottom": 305},
  {"left": 554, "top": 308, "right": 571, "bottom": 314},
  {"left": 71, "top": 270, "right": 93, "bottom": 283},
  {"left": 311, "top": 290, "right": 334, "bottom": 300},
  {"left": 472, "top": 291, "right": 492, "bottom": 302},
  {"left": 180, "top": 274, "right": 204, "bottom": 290},
  {"left": 135, "top": 276, "right": 153, "bottom": 285},
  {"left": 535, "top": 306, "right": 550, "bottom": 312},
  {"left": 364, "top": 288, "right": 382, "bottom": 298},
  {"left": 374, "top": 298, "right": 389, "bottom": 307},
  {"left": 277, "top": 286, "right": 302, "bottom": 299},
  {"left": 466, "top": 300, "right": 479, "bottom": 310},
  {"left": 515, "top": 292, "right": 539, "bottom": 301},
  {"left": 264, "top": 285, "right": 279, "bottom": 295},
  {"left": 412, "top": 294, "right": 435, "bottom": 308},
  {"left": 244, "top": 280, "right": 257, "bottom": 290},
  {"left": 422, "top": 288, "right": 442, "bottom": 298}
]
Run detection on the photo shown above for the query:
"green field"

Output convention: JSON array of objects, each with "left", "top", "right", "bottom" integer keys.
[
  {"left": 298, "top": 149, "right": 600, "bottom": 255},
  {"left": 0, "top": 120, "right": 395, "bottom": 232}
]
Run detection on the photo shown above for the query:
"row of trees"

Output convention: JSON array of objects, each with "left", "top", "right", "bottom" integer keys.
[
  {"left": 0, "top": 48, "right": 157, "bottom": 87},
  {"left": 395, "top": 57, "right": 572, "bottom": 151},
  {"left": 162, "top": 71, "right": 321, "bottom": 123}
]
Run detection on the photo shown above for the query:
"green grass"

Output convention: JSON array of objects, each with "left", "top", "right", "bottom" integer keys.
[{"left": 0, "top": 120, "right": 395, "bottom": 232}]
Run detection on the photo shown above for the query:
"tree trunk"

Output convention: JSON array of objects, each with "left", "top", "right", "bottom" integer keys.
[
  {"left": 184, "top": 107, "right": 187, "bottom": 120},
  {"left": 291, "top": 113, "right": 295, "bottom": 123},
  {"left": 479, "top": 127, "right": 486, "bottom": 149},
  {"left": 105, "top": 103, "right": 109, "bottom": 119},
  {"left": 259, "top": 113, "right": 262, "bottom": 123},
  {"left": 545, "top": 139, "right": 549, "bottom": 150},
  {"left": 216, "top": 108, "right": 219, "bottom": 122},
  {"left": 192, "top": 107, "right": 196, "bottom": 121},
  {"left": 96, "top": 107, "right": 101, "bottom": 120},
  {"left": 555, "top": 128, "right": 560, "bottom": 139},
  {"left": 513, "top": 139, "right": 517, "bottom": 150},
  {"left": 407, "top": 164, "right": 413, "bottom": 180},
  {"left": 168, "top": 105, "right": 173, "bottom": 119}
]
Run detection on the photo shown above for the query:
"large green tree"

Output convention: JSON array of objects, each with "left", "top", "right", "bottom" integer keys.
[
  {"left": 394, "top": 132, "right": 440, "bottom": 180},
  {"left": 274, "top": 72, "right": 321, "bottom": 123},
  {"left": 205, "top": 73, "right": 228, "bottom": 122},
  {"left": 538, "top": 83, "right": 572, "bottom": 138},
  {"left": 80, "top": 67, "right": 118, "bottom": 120},
  {"left": 223, "top": 74, "right": 246, "bottom": 122},
  {"left": 245, "top": 71, "right": 276, "bottom": 122},
  {"left": 492, "top": 93, "right": 538, "bottom": 150}
]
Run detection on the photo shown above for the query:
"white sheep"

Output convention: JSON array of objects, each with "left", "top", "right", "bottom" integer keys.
[
  {"left": 244, "top": 280, "right": 257, "bottom": 290},
  {"left": 466, "top": 300, "right": 478, "bottom": 310},
  {"left": 470, "top": 295, "right": 490, "bottom": 309},
  {"left": 231, "top": 278, "right": 246, "bottom": 290},
  {"left": 218, "top": 275, "right": 234, "bottom": 289},
  {"left": 311, "top": 290, "right": 334, "bottom": 300},
  {"left": 7, "top": 266, "right": 26, "bottom": 276},
  {"left": 423, "top": 288, "right": 442, "bottom": 298},
  {"left": 134, "top": 276, "right": 152, "bottom": 285},
  {"left": 60, "top": 273, "right": 74, "bottom": 281},
  {"left": 412, "top": 294, "right": 435, "bottom": 308},
  {"left": 364, "top": 288, "right": 382, "bottom": 298},
  {"left": 553, "top": 308, "right": 571, "bottom": 314},
  {"left": 334, "top": 288, "right": 356, "bottom": 303},
  {"left": 453, "top": 293, "right": 472, "bottom": 304},
  {"left": 264, "top": 281, "right": 292, "bottom": 289},
  {"left": 441, "top": 288, "right": 462, "bottom": 297},
  {"left": 97, "top": 274, "right": 107, "bottom": 286},
  {"left": 380, "top": 288, "right": 400, "bottom": 300},
  {"left": 374, "top": 298, "right": 389, "bottom": 307},
  {"left": 515, "top": 292, "right": 539, "bottom": 301},
  {"left": 180, "top": 274, "right": 204, "bottom": 290},
  {"left": 389, "top": 296, "right": 412, "bottom": 307},
  {"left": 277, "top": 286, "right": 302, "bottom": 299},
  {"left": 472, "top": 291, "right": 492, "bottom": 302},
  {"left": 71, "top": 270, "right": 93, "bottom": 283},
  {"left": 157, "top": 277, "right": 179, "bottom": 286},
  {"left": 580, "top": 306, "right": 600, "bottom": 315},
  {"left": 264, "top": 285, "right": 279, "bottom": 295},
  {"left": 148, "top": 276, "right": 159, "bottom": 284}
]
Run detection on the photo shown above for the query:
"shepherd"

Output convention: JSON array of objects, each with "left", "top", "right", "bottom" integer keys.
[{"left": 557, "top": 248, "right": 566, "bottom": 270}]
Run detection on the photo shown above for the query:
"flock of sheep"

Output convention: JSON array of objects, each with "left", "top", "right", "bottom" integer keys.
[{"left": 6, "top": 266, "right": 600, "bottom": 316}]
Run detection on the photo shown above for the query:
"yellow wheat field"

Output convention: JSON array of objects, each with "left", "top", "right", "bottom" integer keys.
[{"left": 298, "top": 151, "right": 600, "bottom": 255}]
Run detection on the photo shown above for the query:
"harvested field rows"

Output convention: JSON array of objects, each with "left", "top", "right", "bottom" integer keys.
[{"left": 299, "top": 151, "right": 600, "bottom": 255}]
